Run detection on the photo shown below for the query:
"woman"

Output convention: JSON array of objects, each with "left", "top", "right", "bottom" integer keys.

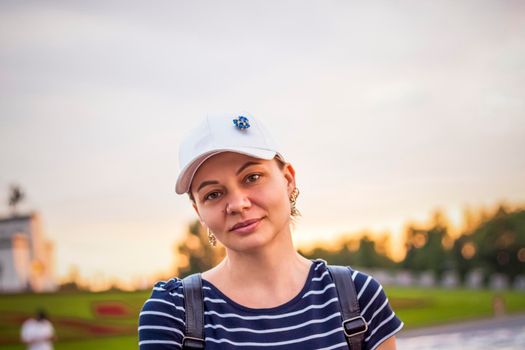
[{"left": 139, "top": 114, "right": 403, "bottom": 349}]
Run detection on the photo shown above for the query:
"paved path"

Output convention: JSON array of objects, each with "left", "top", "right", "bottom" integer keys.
[{"left": 397, "top": 314, "right": 525, "bottom": 349}]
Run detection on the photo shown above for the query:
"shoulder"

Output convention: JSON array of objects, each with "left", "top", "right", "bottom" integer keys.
[
  {"left": 138, "top": 278, "right": 186, "bottom": 349},
  {"left": 21, "top": 319, "right": 35, "bottom": 332},
  {"left": 152, "top": 277, "right": 185, "bottom": 297},
  {"left": 140, "top": 277, "right": 185, "bottom": 317},
  {"left": 20, "top": 319, "right": 38, "bottom": 340},
  {"left": 348, "top": 268, "right": 403, "bottom": 350},
  {"left": 317, "top": 263, "right": 381, "bottom": 303},
  {"left": 348, "top": 268, "right": 384, "bottom": 306},
  {"left": 324, "top": 264, "right": 404, "bottom": 350},
  {"left": 41, "top": 319, "right": 54, "bottom": 330}
]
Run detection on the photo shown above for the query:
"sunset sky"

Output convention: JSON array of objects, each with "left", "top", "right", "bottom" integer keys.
[{"left": 1, "top": 1, "right": 524, "bottom": 288}]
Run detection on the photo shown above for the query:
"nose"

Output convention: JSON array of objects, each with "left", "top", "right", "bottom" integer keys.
[{"left": 226, "top": 188, "right": 251, "bottom": 215}]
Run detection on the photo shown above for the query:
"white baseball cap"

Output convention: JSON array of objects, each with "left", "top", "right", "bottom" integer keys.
[{"left": 175, "top": 113, "right": 285, "bottom": 194}]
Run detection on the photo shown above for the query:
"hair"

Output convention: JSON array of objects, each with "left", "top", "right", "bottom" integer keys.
[
  {"left": 36, "top": 309, "right": 48, "bottom": 321},
  {"left": 187, "top": 156, "right": 299, "bottom": 218}
]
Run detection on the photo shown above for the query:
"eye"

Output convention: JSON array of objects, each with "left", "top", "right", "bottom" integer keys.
[
  {"left": 245, "top": 173, "right": 261, "bottom": 183},
  {"left": 204, "top": 191, "right": 222, "bottom": 201}
]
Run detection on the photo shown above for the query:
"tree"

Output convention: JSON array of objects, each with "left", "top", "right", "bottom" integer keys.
[
  {"left": 299, "top": 234, "right": 395, "bottom": 269},
  {"left": 352, "top": 236, "right": 395, "bottom": 269},
  {"left": 451, "top": 234, "right": 478, "bottom": 284},
  {"left": 175, "top": 220, "right": 225, "bottom": 277},
  {"left": 465, "top": 206, "right": 525, "bottom": 285},
  {"left": 401, "top": 210, "right": 451, "bottom": 280}
]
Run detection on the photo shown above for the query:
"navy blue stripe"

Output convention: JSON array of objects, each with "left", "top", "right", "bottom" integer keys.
[{"left": 138, "top": 260, "right": 403, "bottom": 349}]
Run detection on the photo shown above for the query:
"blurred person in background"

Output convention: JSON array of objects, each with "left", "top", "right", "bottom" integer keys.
[
  {"left": 20, "top": 309, "right": 56, "bottom": 350},
  {"left": 139, "top": 114, "right": 403, "bottom": 349}
]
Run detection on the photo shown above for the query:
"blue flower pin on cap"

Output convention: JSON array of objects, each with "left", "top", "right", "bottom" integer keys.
[{"left": 233, "top": 115, "right": 250, "bottom": 130}]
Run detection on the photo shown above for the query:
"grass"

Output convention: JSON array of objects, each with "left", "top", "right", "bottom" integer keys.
[
  {"left": 0, "top": 287, "right": 523, "bottom": 349},
  {"left": 0, "top": 290, "right": 148, "bottom": 350},
  {"left": 0, "top": 335, "right": 138, "bottom": 350},
  {"left": 386, "top": 286, "right": 525, "bottom": 329}
]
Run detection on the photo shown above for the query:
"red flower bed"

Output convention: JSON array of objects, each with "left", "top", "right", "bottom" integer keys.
[{"left": 92, "top": 301, "right": 132, "bottom": 317}]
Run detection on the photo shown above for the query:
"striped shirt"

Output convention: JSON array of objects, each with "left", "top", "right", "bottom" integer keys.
[{"left": 138, "top": 260, "right": 403, "bottom": 350}]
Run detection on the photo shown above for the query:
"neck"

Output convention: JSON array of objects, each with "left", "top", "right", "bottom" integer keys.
[
  {"left": 206, "top": 225, "right": 311, "bottom": 290},
  {"left": 203, "top": 225, "right": 312, "bottom": 308},
  {"left": 225, "top": 246, "right": 307, "bottom": 283}
]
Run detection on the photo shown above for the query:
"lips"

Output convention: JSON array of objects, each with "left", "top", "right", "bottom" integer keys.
[{"left": 229, "top": 218, "right": 261, "bottom": 232}]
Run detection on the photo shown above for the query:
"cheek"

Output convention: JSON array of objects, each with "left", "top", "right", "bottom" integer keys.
[
  {"left": 257, "top": 182, "right": 290, "bottom": 215},
  {"left": 196, "top": 205, "right": 222, "bottom": 229}
]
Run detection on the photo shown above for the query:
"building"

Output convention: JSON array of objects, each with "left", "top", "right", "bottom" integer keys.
[{"left": 0, "top": 213, "right": 56, "bottom": 293}]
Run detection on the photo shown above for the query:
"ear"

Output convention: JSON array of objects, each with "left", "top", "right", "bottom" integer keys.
[
  {"left": 282, "top": 163, "right": 296, "bottom": 195},
  {"left": 192, "top": 202, "right": 206, "bottom": 227}
]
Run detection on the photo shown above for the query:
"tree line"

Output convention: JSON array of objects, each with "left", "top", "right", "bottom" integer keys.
[{"left": 175, "top": 204, "right": 525, "bottom": 287}]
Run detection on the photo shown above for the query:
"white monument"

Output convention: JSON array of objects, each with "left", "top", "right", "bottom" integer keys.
[{"left": 0, "top": 213, "right": 56, "bottom": 293}]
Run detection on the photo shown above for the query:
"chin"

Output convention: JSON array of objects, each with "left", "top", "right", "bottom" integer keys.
[
  {"left": 224, "top": 234, "right": 269, "bottom": 253},
  {"left": 226, "top": 228, "right": 286, "bottom": 253}
]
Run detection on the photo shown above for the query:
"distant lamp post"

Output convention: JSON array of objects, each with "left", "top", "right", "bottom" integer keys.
[{"left": 8, "top": 184, "right": 25, "bottom": 216}]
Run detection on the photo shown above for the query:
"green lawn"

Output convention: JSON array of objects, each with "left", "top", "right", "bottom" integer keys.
[
  {"left": 0, "top": 290, "right": 148, "bottom": 350},
  {"left": 0, "top": 335, "right": 138, "bottom": 350},
  {"left": 386, "top": 286, "right": 525, "bottom": 329},
  {"left": 1, "top": 287, "right": 524, "bottom": 350}
]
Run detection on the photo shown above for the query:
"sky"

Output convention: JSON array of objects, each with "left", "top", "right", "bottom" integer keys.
[{"left": 1, "top": 1, "right": 524, "bottom": 288}]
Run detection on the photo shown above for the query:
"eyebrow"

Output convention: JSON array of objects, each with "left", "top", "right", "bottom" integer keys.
[
  {"left": 196, "top": 180, "right": 219, "bottom": 192},
  {"left": 236, "top": 161, "right": 261, "bottom": 175},
  {"left": 195, "top": 161, "right": 262, "bottom": 193}
]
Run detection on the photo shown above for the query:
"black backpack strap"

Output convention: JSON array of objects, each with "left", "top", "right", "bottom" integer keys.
[
  {"left": 181, "top": 273, "right": 205, "bottom": 350},
  {"left": 327, "top": 265, "right": 367, "bottom": 350}
]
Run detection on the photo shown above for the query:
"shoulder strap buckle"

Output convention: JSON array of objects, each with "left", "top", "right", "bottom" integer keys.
[
  {"left": 342, "top": 316, "right": 368, "bottom": 337},
  {"left": 327, "top": 265, "right": 365, "bottom": 350},
  {"left": 182, "top": 336, "right": 205, "bottom": 350}
]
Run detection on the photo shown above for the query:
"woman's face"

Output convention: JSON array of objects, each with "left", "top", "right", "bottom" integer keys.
[{"left": 190, "top": 152, "right": 295, "bottom": 252}]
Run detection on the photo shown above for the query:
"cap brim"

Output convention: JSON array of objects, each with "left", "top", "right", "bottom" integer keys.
[{"left": 175, "top": 148, "right": 279, "bottom": 194}]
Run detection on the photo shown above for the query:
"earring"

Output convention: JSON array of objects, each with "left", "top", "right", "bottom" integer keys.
[
  {"left": 207, "top": 228, "right": 217, "bottom": 247},
  {"left": 289, "top": 187, "right": 300, "bottom": 216}
]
